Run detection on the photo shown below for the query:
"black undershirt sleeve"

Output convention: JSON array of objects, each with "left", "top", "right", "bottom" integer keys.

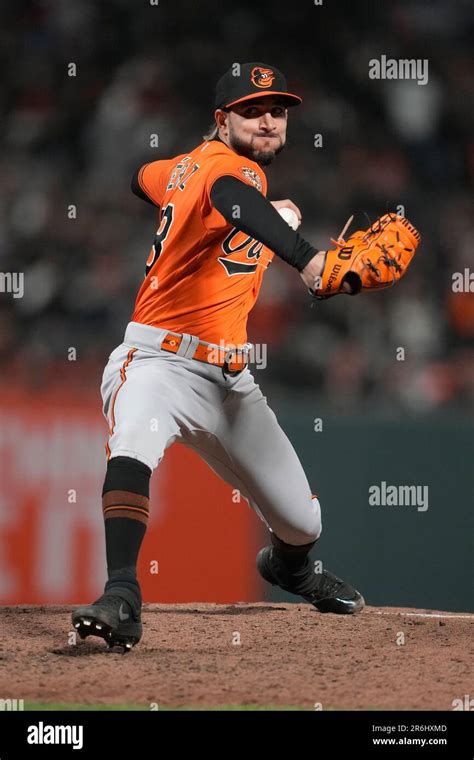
[{"left": 210, "top": 175, "right": 317, "bottom": 272}]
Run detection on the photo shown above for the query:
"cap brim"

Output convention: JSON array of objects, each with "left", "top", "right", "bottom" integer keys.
[{"left": 223, "top": 91, "right": 302, "bottom": 109}]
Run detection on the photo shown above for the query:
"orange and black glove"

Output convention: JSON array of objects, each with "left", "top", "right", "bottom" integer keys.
[{"left": 310, "top": 213, "right": 421, "bottom": 300}]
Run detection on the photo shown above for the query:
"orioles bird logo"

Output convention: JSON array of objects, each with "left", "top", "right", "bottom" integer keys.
[{"left": 251, "top": 67, "right": 275, "bottom": 88}]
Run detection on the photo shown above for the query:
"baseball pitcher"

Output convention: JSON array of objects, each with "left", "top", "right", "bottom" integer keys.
[{"left": 72, "top": 63, "right": 420, "bottom": 650}]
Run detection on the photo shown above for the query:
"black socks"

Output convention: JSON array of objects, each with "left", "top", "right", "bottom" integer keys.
[
  {"left": 271, "top": 533, "right": 317, "bottom": 569},
  {"left": 104, "top": 518, "right": 146, "bottom": 578}
]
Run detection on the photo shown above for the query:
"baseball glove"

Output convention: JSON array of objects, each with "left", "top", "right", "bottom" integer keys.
[{"left": 310, "top": 213, "right": 421, "bottom": 300}]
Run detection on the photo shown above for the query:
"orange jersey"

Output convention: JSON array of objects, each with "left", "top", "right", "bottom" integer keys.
[{"left": 131, "top": 140, "right": 274, "bottom": 346}]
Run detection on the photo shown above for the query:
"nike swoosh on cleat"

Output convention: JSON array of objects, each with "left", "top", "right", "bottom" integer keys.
[{"left": 118, "top": 604, "right": 130, "bottom": 622}]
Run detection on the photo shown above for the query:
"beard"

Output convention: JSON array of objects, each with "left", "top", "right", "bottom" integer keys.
[{"left": 228, "top": 129, "right": 285, "bottom": 167}]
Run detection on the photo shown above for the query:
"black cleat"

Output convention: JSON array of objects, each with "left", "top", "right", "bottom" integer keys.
[
  {"left": 257, "top": 546, "right": 365, "bottom": 615},
  {"left": 72, "top": 583, "right": 142, "bottom": 651}
]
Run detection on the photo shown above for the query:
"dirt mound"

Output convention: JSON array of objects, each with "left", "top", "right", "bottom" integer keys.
[{"left": 0, "top": 603, "right": 472, "bottom": 709}]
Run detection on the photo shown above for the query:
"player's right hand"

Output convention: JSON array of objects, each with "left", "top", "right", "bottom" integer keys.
[{"left": 270, "top": 199, "right": 302, "bottom": 224}]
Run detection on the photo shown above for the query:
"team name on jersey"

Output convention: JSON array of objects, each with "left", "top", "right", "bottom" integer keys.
[{"left": 218, "top": 228, "right": 264, "bottom": 276}]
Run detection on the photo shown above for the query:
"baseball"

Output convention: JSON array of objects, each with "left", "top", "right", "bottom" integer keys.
[{"left": 277, "top": 206, "right": 300, "bottom": 230}]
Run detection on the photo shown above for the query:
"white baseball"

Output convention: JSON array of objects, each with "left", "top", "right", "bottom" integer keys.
[{"left": 277, "top": 206, "right": 300, "bottom": 230}]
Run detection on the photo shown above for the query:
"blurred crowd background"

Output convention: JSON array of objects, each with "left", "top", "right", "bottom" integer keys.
[{"left": 1, "top": 0, "right": 473, "bottom": 415}]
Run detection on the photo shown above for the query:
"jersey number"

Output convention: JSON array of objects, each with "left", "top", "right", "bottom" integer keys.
[{"left": 145, "top": 204, "right": 174, "bottom": 276}]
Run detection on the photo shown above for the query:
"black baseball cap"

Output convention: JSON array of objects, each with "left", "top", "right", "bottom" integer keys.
[{"left": 215, "top": 62, "right": 302, "bottom": 110}]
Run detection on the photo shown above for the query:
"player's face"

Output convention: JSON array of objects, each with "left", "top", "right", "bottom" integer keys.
[{"left": 224, "top": 98, "right": 288, "bottom": 166}]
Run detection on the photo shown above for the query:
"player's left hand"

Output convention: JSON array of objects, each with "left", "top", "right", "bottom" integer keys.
[
  {"left": 300, "top": 252, "right": 356, "bottom": 294},
  {"left": 308, "top": 213, "right": 421, "bottom": 300}
]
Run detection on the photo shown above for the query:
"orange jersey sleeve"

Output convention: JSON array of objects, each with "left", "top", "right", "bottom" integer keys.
[{"left": 136, "top": 156, "right": 187, "bottom": 207}]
